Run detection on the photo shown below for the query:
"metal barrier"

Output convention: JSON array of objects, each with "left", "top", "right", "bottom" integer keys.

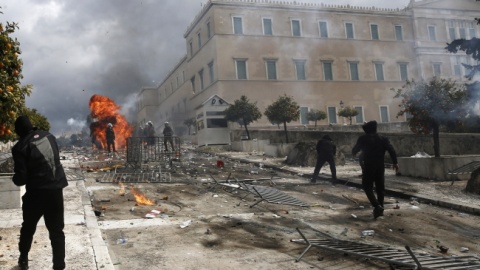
[{"left": 126, "top": 136, "right": 181, "bottom": 169}]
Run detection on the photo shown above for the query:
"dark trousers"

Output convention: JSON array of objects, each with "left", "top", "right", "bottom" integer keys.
[
  {"left": 20, "top": 189, "right": 66, "bottom": 269},
  {"left": 164, "top": 136, "right": 175, "bottom": 151},
  {"left": 312, "top": 155, "right": 336, "bottom": 180},
  {"left": 106, "top": 140, "right": 115, "bottom": 153},
  {"left": 361, "top": 162, "right": 386, "bottom": 208}
]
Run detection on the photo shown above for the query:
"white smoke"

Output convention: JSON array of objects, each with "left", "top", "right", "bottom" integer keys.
[{"left": 67, "top": 118, "right": 87, "bottom": 131}]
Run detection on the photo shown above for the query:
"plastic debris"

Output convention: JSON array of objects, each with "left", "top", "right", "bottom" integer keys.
[
  {"left": 460, "top": 247, "right": 469, "bottom": 252},
  {"left": 180, "top": 220, "right": 192, "bottom": 228},
  {"left": 361, "top": 230, "right": 375, "bottom": 236},
  {"left": 116, "top": 238, "right": 128, "bottom": 244}
]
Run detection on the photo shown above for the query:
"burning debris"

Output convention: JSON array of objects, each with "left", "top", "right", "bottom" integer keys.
[{"left": 89, "top": 94, "right": 133, "bottom": 150}]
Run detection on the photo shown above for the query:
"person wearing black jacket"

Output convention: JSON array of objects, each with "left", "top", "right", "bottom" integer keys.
[
  {"left": 352, "top": 120, "right": 399, "bottom": 219},
  {"left": 162, "top": 122, "right": 175, "bottom": 152},
  {"left": 106, "top": 123, "right": 115, "bottom": 153},
  {"left": 311, "top": 135, "right": 337, "bottom": 183},
  {"left": 11, "top": 116, "right": 68, "bottom": 270}
]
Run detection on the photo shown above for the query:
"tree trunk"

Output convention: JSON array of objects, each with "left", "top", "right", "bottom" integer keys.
[
  {"left": 243, "top": 120, "right": 251, "bottom": 140},
  {"left": 283, "top": 121, "right": 289, "bottom": 143},
  {"left": 432, "top": 120, "right": 440, "bottom": 157}
]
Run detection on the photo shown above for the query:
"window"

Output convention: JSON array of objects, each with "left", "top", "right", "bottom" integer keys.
[
  {"left": 459, "top": 21, "right": 466, "bottom": 39},
  {"left": 235, "top": 59, "right": 247, "bottom": 80},
  {"left": 349, "top": 62, "right": 359, "bottom": 80},
  {"left": 207, "top": 119, "right": 228, "bottom": 128},
  {"left": 448, "top": 21, "right": 456, "bottom": 41},
  {"left": 199, "top": 69, "right": 204, "bottom": 90},
  {"left": 370, "top": 24, "right": 379, "bottom": 40},
  {"left": 207, "top": 22, "right": 211, "bottom": 39},
  {"left": 380, "top": 106, "right": 389, "bottom": 123},
  {"left": 263, "top": 18, "right": 273, "bottom": 36},
  {"left": 354, "top": 106, "right": 364, "bottom": 124},
  {"left": 190, "top": 76, "right": 196, "bottom": 93},
  {"left": 322, "top": 61, "right": 333, "bottom": 81},
  {"left": 453, "top": 57, "right": 462, "bottom": 77},
  {"left": 469, "top": 22, "right": 477, "bottom": 38},
  {"left": 374, "top": 63, "right": 384, "bottom": 81},
  {"left": 266, "top": 60, "right": 277, "bottom": 80},
  {"left": 432, "top": 63, "right": 442, "bottom": 76},
  {"left": 399, "top": 63, "right": 408, "bottom": 81},
  {"left": 428, "top": 25, "right": 436, "bottom": 41},
  {"left": 345, "top": 22, "right": 354, "bottom": 39},
  {"left": 300, "top": 107, "right": 309, "bottom": 125},
  {"left": 327, "top": 107, "right": 337, "bottom": 124},
  {"left": 182, "top": 70, "right": 185, "bottom": 83},
  {"left": 208, "top": 61, "right": 214, "bottom": 84},
  {"left": 294, "top": 60, "right": 306, "bottom": 80},
  {"left": 291, "top": 19, "right": 301, "bottom": 37},
  {"left": 189, "top": 40, "right": 193, "bottom": 56},
  {"left": 197, "top": 32, "right": 202, "bottom": 48},
  {"left": 319, "top": 21, "right": 328, "bottom": 38},
  {"left": 233, "top": 16, "right": 243, "bottom": 34},
  {"left": 395, "top": 25, "right": 403, "bottom": 41},
  {"left": 176, "top": 76, "right": 179, "bottom": 88}
]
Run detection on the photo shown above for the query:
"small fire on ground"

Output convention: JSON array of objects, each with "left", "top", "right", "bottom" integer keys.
[{"left": 130, "top": 187, "right": 155, "bottom": 206}]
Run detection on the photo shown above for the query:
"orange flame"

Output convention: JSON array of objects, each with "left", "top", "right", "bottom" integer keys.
[
  {"left": 130, "top": 187, "right": 155, "bottom": 206},
  {"left": 89, "top": 94, "right": 132, "bottom": 149},
  {"left": 119, "top": 182, "right": 125, "bottom": 196}
]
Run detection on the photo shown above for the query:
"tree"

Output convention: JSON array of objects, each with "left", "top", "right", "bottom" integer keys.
[
  {"left": 224, "top": 95, "right": 262, "bottom": 140},
  {"left": 0, "top": 11, "right": 32, "bottom": 142},
  {"left": 264, "top": 94, "right": 300, "bottom": 143},
  {"left": 392, "top": 78, "right": 467, "bottom": 157},
  {"left": 306, "top": 109, "right": 326, "bottom": 127},
  {"left": 183, "top": 117, "right": 196, "bottom": 135},
  {"left": 338, "top": 106, "right": 359, "bottom": 125}
]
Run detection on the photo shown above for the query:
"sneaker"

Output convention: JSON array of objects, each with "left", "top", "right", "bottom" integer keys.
[
  {"left": 373, "top": 206, "right": 384, "bottom": 219},
  {"left": 18, "top": 257, "right": 28, "bottom": 270}
]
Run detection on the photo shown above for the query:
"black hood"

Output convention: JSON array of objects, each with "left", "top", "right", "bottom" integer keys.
[
  {"left": 14, "top": 116, "right": 34, "bottom": 138},
  {"left": 362, "top": 120, "right": 377, "bottom": 134}
]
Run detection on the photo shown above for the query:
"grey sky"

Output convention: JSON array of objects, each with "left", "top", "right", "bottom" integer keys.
[{"left": 1, "top": 0, "right": 410, "bottom": 136}]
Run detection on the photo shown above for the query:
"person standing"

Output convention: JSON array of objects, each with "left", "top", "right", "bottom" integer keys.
[
  {"left": 162, "top": 122, "right": 175, "bottom": 152},
  {"left": 311, "top": 135, "right": 337, "bottom": 183},
  {"left": 352, "top": 120, "right": 399, "bottom": 219},
  {"left": 106, "top": 123, "right": 115, "bottom": 153},
  {"left": 145, "top": 121, "right": 155, "bottom": 146},
  {"left": 11, "top": 116, "right": 68, "bottom": 270}
]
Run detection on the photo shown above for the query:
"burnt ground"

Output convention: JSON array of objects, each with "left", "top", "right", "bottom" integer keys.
[{"left": 68, "top": 144, "right": 480, "bottom": 270}]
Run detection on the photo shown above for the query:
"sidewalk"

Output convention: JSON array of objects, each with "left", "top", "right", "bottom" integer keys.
[
  {"left": 1, "top": 150, "right": 479, "bottom": 269},
  {"left": 0, "top": 158, "right": 115, "bottom": 269}
]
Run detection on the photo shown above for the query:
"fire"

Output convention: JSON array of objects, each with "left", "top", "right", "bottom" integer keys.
[
  {"left": 118, "top": 182, "right": 126, "bottom": 196},
  {"left": 89, "top": 94, "right": 132, "bottom": 149},
  {"left": 130, "top": 187, "right": 155, "bottom": 206}
]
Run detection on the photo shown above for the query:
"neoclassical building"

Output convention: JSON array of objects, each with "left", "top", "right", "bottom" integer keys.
[{"left": 136, "top": 0, "right": 480, "bottom": 136}]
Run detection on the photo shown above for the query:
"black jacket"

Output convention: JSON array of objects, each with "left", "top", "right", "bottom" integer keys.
[
  {"left": 352, "top": 121, "right": 397, "bottom": 165},
  {"left": 316, "top": 136, "right": 336, "bottom": 158},
  {"left": 12, "top": 130, "right": 68, "bottom": 191},
  {"left": 106, "top": 126, "right": 115, "bottom": 142},
  {"left": 163, "top": 125, "right": 174, "bottom": 137}
]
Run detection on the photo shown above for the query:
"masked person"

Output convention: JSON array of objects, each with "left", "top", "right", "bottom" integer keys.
[
  {"left": 352, "top": 120, "right": 399, "bottom": 219},
  {"left": 311, "top": 135, "right": 337, "bottom": 183},
  {"left": 162, "top": 122, "right": 175, "bottom": 152},
  {"left": 106, "top": 123, "right": 115, "bottom": 153},
  {"left": 11, "top": 116, "right": 68, "bottom": 270}
]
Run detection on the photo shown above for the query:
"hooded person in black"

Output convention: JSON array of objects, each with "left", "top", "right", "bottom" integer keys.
[
  {"left": 11, "top": 116, "right": 68, "bottom": 270},
  {"left": 311, "top": 135, "right": 337, "bottom": 183},
  {"left": 352, "top": 120, "right": 399, "bottom": 219}
]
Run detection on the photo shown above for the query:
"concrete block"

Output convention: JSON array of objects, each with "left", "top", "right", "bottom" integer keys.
[{"left": 0, "top": 176, "right": 25, "bottom": 209}]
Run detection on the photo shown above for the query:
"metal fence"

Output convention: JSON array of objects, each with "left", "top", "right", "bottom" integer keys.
[{"left": 126, "top": 136, "right": 181, "bottom": 169}]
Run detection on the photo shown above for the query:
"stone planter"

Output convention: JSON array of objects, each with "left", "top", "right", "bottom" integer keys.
[
  {"left": 0, "top": 175, "right": 25, "bottom": 209},
  {"left": 398, "top": 155, "right": 480, "bottom": 181}
]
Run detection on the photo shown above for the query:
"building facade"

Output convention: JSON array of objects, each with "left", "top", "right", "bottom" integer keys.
[{"left": 136, "top": 0, "right": 480, "bottom": 136}]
